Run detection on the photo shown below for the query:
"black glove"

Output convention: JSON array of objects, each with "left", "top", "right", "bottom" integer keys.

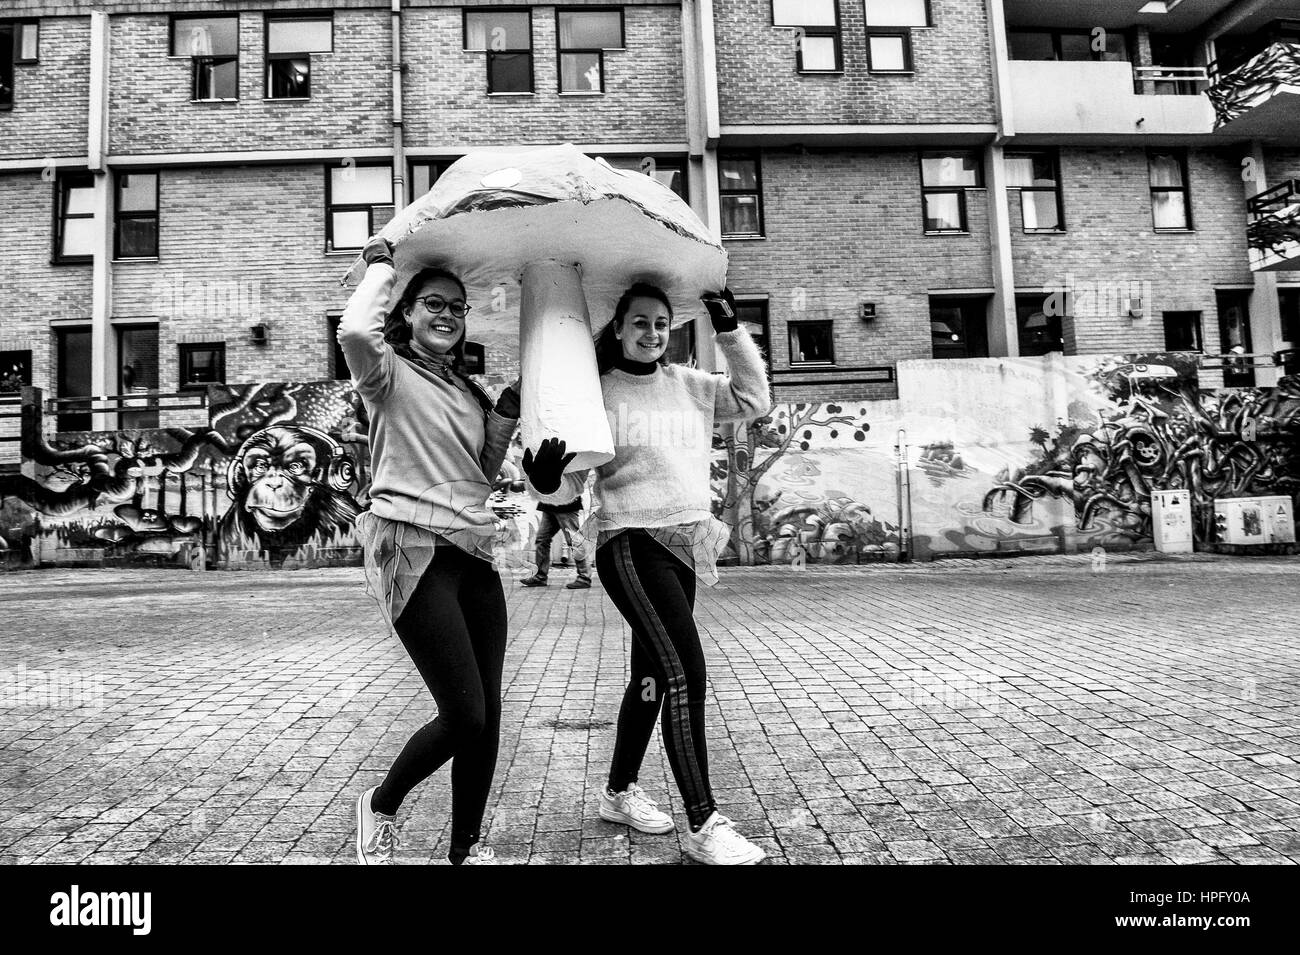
[
  {"left": 521, "top": 437, "right": 576, "bottom": 494},
  {"left": 701, "top": 287, "right": 738, "bottom": 333},
  {"left": 494, "top": 378, "right": 521, "bottom": 419},
  {"left": 362, "top": 235, "right": 394, "bottom": 267}
]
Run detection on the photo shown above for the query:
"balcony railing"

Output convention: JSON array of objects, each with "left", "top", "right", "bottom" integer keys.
[
  {"left": 1206, "top": 41, "right": 1300, "bottom": 128},
  {"left": 1246, "top": 180, "right": 1300, "bottom": 272},
  {"left": 1133, "top": 65, "right": 1209, "bottom": 95},
  {"left": 47, "top": 390, "right": 209, "bottom": 432}
]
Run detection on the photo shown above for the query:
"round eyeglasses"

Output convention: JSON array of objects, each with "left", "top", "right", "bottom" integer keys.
[{"left": 414, "top": 294, "right": 472, "bottom": 319}]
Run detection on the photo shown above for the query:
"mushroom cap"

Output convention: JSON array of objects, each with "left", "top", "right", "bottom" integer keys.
[{"left": 349, "top": 143, "right": 728, "bottom": 338}]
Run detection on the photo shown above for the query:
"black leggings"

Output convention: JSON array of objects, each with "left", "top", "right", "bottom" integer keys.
[
  {"left": 370, "top": 546, "right": 507, "bottom": 861},
  {"left": 597, "top": 530, "right": 717, "bottom": 830}
]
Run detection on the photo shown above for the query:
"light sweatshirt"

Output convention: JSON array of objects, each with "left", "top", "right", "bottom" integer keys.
[
  {"left": 528, "top": 328, "right": 771, "bottom": 534},
  {"left": 336, "top": 262, "right": 516, "bottom": 553}
]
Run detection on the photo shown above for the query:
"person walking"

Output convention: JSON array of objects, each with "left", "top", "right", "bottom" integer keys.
[
  {"left": 519, "top": 495, "right": 592, "bottom": 589},
  {"left": 523, "top": 283, "right": 772, "bottom": 865},
  {"left": 339, "top": 235, "right": 519, "bottom": 866}
]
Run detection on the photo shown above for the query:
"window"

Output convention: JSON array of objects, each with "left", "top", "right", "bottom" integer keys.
[
  {"left": 1016, "top": 295, "right": 1064, "bottom": 356},
  {"left": 557, "top": 9, "right": 623, "bottom": 93},
  {"left": 55, "top": 328, "right": 93, "bottom": 431},
  {"left": 1149, "top": 150, "right": 1191, "bottom": 231},
  {"left": 930, "top": 297, "right": 988, "bottom": 359},
  {"left": 266, "top": 14, "right": 332, "bottom": 99},
  {"left": 1006, "top": 150, "right": 1063, "bottom": 232},
  {"left": 920, "top": 151, "right": 981, "bottom": 234},
  {"left": 1282, "top": 289, "right": 1300, "bottom": 344},
  {"left": 664, "top": 321, "right": 696, "bottom": 367},
  {"left": 464, "top": 10, "right": 533, "bottom": 94},
  {"left": 598, "top": 155, "right": 687, "bottom": 200},
  {"left": 1162, "top": 311, "right": 1203, "bottom": 352},
  {"left": 864, "top": 0, "right": 928, "bottom": 73},
  {"left": 118, "top": 326, "right": 160, "bottom": 429},
  {"left": 409, "top": 161, "right": 444, "bottom": 199},
  {"left": 171, "top": 16, "right": 239, "bottom": 101},
  {"left": 328, "top": 314, "right": 351, "bottom": 380},
  {"left": 326, "top": 163, "right": 394, "bottom": 253},
  {"left": 115, "top": 172, "right": 159, "bottom": 259},
  {"left": 1, "top": 20, "right": 38, "bottom": 110},
  {"left": 789, "top": 320, "right": 834, "bottom": 364},
  {"left": 719, "top": 154, "right": 763, "bottom": 238},
  {"left": 773, "top": 0, "right": 842, "bottom": 72},
  {"left": 1008, "top": 28, "right": 1130, "bottom": 63},
  {"left": 179, "top": 343, "right": 226, "bottom": 390},
  {"left": 736, "top": 300, "right": 771, "bottom": 373},
  {"left": 0, "top": 350, "right": 32, "bottom": 394},
  {"left": 54, "top": 170, "right": 95, "bottom": 264}
]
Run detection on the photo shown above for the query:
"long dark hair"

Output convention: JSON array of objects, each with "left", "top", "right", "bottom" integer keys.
[
  {"left": 385, "top": 266, "right": 492, "bottom": 411},
  {"left": 594, "top": 282, "right": 675, "bottom": 375}
]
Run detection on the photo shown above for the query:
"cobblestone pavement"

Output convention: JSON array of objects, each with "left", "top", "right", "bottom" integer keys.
[{"left": 1, "top": 552, "right": 1298, "bottom": 865}]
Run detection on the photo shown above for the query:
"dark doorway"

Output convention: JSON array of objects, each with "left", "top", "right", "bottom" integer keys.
[
  {"left": 55, "top": 327, "right": 93, "bottom": 431},
  {"left": 930, "top": 297, "right": 990, "bottom": 360},
  {"left": 1216, "top": 290, "right": 1254, "bottom": 387}
]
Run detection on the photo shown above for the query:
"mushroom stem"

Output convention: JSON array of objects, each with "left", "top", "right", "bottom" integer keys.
[{"left": 519, "top": 259, "right": 615, "bottom": 473}]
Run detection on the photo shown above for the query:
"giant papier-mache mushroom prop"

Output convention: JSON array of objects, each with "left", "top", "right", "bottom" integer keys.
[{"left": 342, "top": 142, "right": 728, "bottom": 473}]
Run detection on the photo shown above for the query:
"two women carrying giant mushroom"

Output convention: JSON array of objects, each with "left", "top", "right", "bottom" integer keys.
[{"left": 340, "top": 145, "right": 772, "bottom": 865}]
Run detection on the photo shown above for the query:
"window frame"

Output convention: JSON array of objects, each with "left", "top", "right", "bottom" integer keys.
[
  {"left": 1281, "top": 288, "right": 1300, "bottom": 344},
  {"left": 408, "top": 159, "right": 445, "bottom": 199},
  {"left": 863, "top": 0, "right": 931, "bottom": 28},
  {"left": 0, "top": 349, "right": 33, "bottom": 395},
  {"left": 0, "top": 23, "right": 13, "bottom": 111},
  {"left": 1015, "top": 293, "right": 1065, "bottom": 356},
  {"left": 866, "top": 28, "right": 913, "bottom": 73},
  {"left": 771, "top": 0, "right": 844, "bottom": 74},
  {"left": 1005, "top": 149, "right": 1065, "bottom": 234},
  {"left": 919, "top": 150, "right": 983, "bottom": 235},
  {"left": 735, "top": 298, "right": 773, "bottom": 377},
  {"left": 324, "top": 161, "right": 395, "bottom": 254},
  {"left": 52, "top": 170, "right": 96, "bottom": 266},
  {"left": 1007, "top": 27, "right": 1131, "bottom": 63},
  {"left": 463, "top": 8, "right": 535, "bottom": 95},
  {"left": 594, "top": 153, "right": 689, "bottom": 201},
  {"left": 178, "top": 342, "right": 227, "bottom": 392},
  {"left": 929, "top": 296, "right": 990, "bottom": 360},
  {"left": 556, "top": 7, "right": 624, "bottom": 94},
  {"left": 113, "top": 170, "right": 160, "bottom": 261},
  {"left": 14, "top": 20, "right": 38, "bottom": 64},
  {"left": 1148, "top": 148, "right": 1193, "bottom": 232},
  {"left": 264, "top": 11, "right": 334, "bottom": 100},
  {"left": 788, "top": 319, "right": 836, "bottom": 366},
  {"left": 169, "top": 14, "right": 241, "bottom": 102},
  {"left": 718, "top": 151, "right": 765, "bottom": 239}
]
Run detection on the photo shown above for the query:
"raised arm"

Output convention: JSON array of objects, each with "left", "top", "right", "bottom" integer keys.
[
  {"left": 336, "top": 237, "right": 398, "bottom": 401},
  {"left": 479, "top": 381, "right": 521, "bottom": 485},
  {"left": 702, "top": 290, "right": 772, "bottom": 422}
]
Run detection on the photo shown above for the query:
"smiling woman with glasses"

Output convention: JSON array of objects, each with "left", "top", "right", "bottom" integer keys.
[{"left": 337, "top": 236, "right": 521, "bottom": 867}]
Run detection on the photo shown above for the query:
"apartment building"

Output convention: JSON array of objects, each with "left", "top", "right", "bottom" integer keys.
[{"left": 1, "top": 0, "right": 1298, "bottom": 426}]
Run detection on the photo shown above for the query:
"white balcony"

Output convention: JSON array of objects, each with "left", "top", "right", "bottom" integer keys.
[{"left": 1007, "top": 60, "right": 1215, "bottom": 140}]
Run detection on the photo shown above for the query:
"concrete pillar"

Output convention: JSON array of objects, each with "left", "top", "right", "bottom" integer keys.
[
  {"left": 985, "top": 143, "right": 1020, "bottom": 358},
  {"left": 1245, "top": 142, "right": 1284, "bottom": 386},
  {"left": 88, "top": 11, "right": 116, "bottom": 431}
]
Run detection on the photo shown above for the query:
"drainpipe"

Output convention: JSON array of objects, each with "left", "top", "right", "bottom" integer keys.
[
  {"left": 688, "top": 0, "right": 722, "bottom": 374},
  {"left": 391, "top": 0, "right": 406, "bottom": 209},
  {"left": 88, "top": 10, "right": 117, "bottom": 432}
]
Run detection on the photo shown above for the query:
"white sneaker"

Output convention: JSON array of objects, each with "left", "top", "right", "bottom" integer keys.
[
  {"left": 599, "top": 784, "right": 675, "bottom": 834},
  {"left": 684, "top": 812, "right": 766, "bottom": 865},
  {"left": 356, "top": 786, "right": 401, "bottom": 865},
  {"left": 461, "top": 845, "right": 498, "bottom": 865}
]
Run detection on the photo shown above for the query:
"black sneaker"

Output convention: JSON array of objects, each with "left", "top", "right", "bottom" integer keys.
[
  {"left": 565, "top": 578, "right": 591, "bottom": 590},
  {"left": 519, "top": 575, "right": 548, "bottom": 587}
]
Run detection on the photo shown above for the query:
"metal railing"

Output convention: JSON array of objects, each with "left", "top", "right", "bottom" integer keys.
[
  {"left": 1133, "top": 65, "right": 1209, "bottom": 94},
  {"left": 46, "top": 390, "right": 209, "bottom": 431},
  {"left": 1248, "top": 179, "right": 1300, "bottom": 217}
]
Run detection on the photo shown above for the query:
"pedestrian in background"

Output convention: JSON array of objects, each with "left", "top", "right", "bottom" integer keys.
[{"left": 519, "top": 495, "right": 592, "bottom": 589}]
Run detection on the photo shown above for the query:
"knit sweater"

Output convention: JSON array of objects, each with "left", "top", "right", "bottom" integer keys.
[
  {"left": 337, "top": 262, "right": 517, "bottom": 553},
  {"left": 528, "top": 328, "right": 771, "bottom": 532}
]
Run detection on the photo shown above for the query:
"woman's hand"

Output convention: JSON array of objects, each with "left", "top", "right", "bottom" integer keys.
[
  {"left": 494, "top": 377, "right": 522, "bottom": 419},
  {"left": 522, "top": 437, "right": 576, "bottom": 494},
  {"left": 701, "top": 287, "right": 738, "bottom": 333},
  {"left": 362, "top": 235, "right": 394, "bottom": 267}
]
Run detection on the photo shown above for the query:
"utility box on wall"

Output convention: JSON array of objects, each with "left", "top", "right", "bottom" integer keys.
[
  {"left": 1214, "top": 496, "right": 1297, "bottom": 545},
  {"left": 1150, "top": 489, "right": 1194, "bottom": 553}
]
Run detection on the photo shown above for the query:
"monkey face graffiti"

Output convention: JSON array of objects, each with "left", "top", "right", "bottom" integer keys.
[
  {"left": 222, "top": 425, "right": 361, "bottom": 559},
  {"left": 242, "top": 434, "right": 324, "bottom": 532}
]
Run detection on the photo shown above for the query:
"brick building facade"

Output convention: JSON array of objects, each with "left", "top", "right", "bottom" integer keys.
[{"left": 2, "top": 0, "right": 1298, "bottom": 420}]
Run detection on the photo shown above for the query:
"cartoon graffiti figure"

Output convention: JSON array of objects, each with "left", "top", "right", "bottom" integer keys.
[{"left": 221, "top": 425, "right": 361, "bottom": 565}]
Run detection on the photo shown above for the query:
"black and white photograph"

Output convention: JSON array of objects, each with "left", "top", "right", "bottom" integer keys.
[{"left": 0, "top": 0, "right": 1296, "bottom": 934}]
